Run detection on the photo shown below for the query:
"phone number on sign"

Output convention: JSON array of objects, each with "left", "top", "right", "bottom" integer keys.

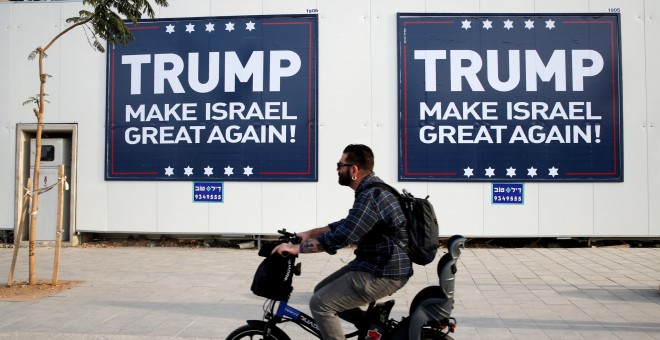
[
  {"left": 493, "top": 196, "right": 522, "bottom": 202},
  {"left": 194, "top": 194, "right": 222, "bottom": 200}
]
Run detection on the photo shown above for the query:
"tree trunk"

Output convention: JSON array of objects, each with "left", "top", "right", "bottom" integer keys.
[
  {"left": 8, "top": 178, "right": 31, "bottom": 286},
  {"left": 28, "top": 49, "right": 47, "bottom": 285}
]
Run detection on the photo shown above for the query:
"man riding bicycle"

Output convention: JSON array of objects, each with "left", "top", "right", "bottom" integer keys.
[{"left": 273, "top": 144, "right": 413, "bottom": 340}]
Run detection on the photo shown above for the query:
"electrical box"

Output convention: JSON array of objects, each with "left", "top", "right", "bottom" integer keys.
[{"left": 29, "top": 138, "right": 71, "bottom": 241}]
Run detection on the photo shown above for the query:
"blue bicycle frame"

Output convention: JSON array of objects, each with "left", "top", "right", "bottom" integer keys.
[{"left": 273, "top": 300, "right": 322, "bottom": 337}]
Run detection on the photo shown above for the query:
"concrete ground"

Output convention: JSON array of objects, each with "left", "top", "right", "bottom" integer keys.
[{"left": 1, "top": 245, "right": 659, "bottom": 339}]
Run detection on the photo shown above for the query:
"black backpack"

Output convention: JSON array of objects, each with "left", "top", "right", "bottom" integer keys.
[{"left": 368, "top": 182, "right": 439, "bottom": 265}]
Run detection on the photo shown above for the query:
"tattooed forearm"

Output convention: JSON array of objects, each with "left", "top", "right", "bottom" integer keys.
[{"left": 299, "top": 239, "right": 325, "bottom": 254}]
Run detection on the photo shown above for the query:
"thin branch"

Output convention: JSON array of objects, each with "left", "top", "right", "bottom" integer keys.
[{"left": 42, "top": 15, "right": 96, "bottom": 53}]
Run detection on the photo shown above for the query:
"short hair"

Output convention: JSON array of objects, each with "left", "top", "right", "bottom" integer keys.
[{"left": 343, "top": 144, "right": 374, "bottom": 172}]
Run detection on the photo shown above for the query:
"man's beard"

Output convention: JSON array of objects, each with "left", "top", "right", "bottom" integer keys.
[{"left": 338, "top": 171, "right": 352, "bottom": 186}]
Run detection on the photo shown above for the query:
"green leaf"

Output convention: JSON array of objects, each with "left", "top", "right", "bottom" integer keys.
[{"left": 28, "top": 49, "right": 38, "bottom": 60}]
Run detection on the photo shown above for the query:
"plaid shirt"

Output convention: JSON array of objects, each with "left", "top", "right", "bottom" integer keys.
[{"left": 317, "top": 174, "right": 413, "bottom": 279}]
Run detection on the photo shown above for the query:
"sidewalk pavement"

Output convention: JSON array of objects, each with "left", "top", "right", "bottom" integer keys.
[{"left": 1, "top": 245, "right": 659, "bottom": 339}]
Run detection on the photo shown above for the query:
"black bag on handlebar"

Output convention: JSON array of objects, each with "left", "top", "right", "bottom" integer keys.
[{"left": 251, "top": 243, "right": 295, "bottom": 300}]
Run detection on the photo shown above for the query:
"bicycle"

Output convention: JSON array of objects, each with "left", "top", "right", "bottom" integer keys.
[{"left": 227, "top": 229, "right": 466, "bottom": 340}]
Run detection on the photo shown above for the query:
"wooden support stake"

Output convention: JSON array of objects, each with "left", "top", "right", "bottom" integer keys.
[
  {"left": 8, "top": 178, "right": 32, "bottom": 286},
  {"left": 52, "top": 164, "right": 65, "bottom": 285}
]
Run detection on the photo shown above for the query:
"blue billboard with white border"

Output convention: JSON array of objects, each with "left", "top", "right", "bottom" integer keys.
[
  {"left": 105, "top": 15, "right": 318, "bottom": 181},
  {"left": 397, "top": 13, "right": 622, "bottom": 182}
]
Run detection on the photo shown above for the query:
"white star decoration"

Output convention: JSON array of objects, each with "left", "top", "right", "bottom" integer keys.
[
  {"left": 160, "top": 165, "right": 263, "bottom": 177},
  {"left": 224, "top": 166, "right": 234, "bottom": 176},
  {"left": 453, "top": 166, "right": 560, "bottom": 178},
  {"left": 527, "top": 167, "right": 538, "bottom": 178},
  {"left": 545, "top": 19, "right": 556, "bottom": 30},
  {"left": 243, "top": 166, "right": 254, "bottom": 176},
  {"left": 439, "top": 17, "right": 562, "bottom": 31},
  {"left": 506, "top": 167, "right": 516, "bottom": 178},
  {"left": 164, "top": 21, "right": 256, "bottom": 35},
  {"left": 185, "top": 23, "right": 195, "bottom": 33}
]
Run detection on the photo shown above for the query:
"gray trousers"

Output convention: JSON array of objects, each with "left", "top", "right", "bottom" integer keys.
[{"left": 309, "top": 266, "right": 408, "bottom": 340}]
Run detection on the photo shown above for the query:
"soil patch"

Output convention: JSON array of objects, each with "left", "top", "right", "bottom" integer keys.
[{"left": 0, "top": 280, "right": 81, "bottom": 301}]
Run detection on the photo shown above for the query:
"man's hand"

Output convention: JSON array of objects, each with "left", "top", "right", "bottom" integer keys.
[
  {"left": 272, "top": 243, "right": 300, "bottom": 257},
  {"left": 272, "top": 238, "right": 327, "bottom": 256},
  {"left": 296, "top": 230, "right": 312, "bottom": 243}
]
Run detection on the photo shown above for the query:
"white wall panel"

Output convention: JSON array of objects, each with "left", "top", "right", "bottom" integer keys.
[
  {"left": 106, "top": 182, "right": 158, "bottom": 232},
  {"left": 261, "top": 183, "right": 317, "bottom": 233},
  {"left": 209, "top": 183, "right": 262, "bottom": 234},
  {"left": 647, "top": 0, "right": 660, "bottom": 235},
  {"left": 433, "top": 183, "right": 484, "bottom": 237},
  {"left": 0, "top": 124, "right": 11, "bottom": 230},
  {"left": 0, "top": 7, "right": 12, "bottom": 230},
  {"left": 534, "top": 0, "right": 588, "bottom": 12},
  {"left": 11, "top": 4, "right": 63, "bottom": 123},
  {"left": 75, "top": 122, "right": 108, "bottom": 232},
  {"left": 57, "top": 3, "right": 105, "bottom": 124},
  {"left": 263, "top": 0, "right": 316, "bottom": 16},
  {"left": 1, "top": 0, "right": 658, "bottom": 238},
  {"left": 371, "top": 0, "right": 424, "bottom": 185},
  {"left": 157, "top": 182, "right": 209, "bottom": 233},
  {"left": 538, "top": 184, "right": 593, "bottom": 236},
  {"left": 477, "top": 0, "right": 533, "bottom": 13},
  {"left": 315, "top": 0, "right": 373, "bottom": 225},
  {"left": 426, "top": 0, "right": 478, "bottom": 13},
  {"left": 593, "top": 0, "right": 648, "bottom": 235},
  {"left": 484, "top": 183, "right": 539, "bottom": 236},
  {"left": 54, "top": 4, "right": 108, "bottom": 233},
  {"left": 158, "top": 0, "right": 211, "bottom": 18},
  {"left": 210, "top": 0, "right": 262, "bottom": 17}
]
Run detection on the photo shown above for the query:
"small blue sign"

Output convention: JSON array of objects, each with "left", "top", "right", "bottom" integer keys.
[
  {"left": 193, "top": 182, "right": 223, "bottom": 203},
  {"left": 492, "top": 183, "right": 523, "bottom": 204}
]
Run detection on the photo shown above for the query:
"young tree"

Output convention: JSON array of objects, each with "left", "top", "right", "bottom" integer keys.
[{"left": 24, "top": 0, "right": 169, "bottom": 285}]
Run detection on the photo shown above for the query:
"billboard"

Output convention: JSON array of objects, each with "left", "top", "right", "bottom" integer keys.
[
  {"left": 398, "top": 14, "right": 622, "bottom": 181},
  {"left": 106, "top": 15, "right": 318, "bottom": 181}
]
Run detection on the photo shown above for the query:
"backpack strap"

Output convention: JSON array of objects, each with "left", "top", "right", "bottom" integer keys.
[
  {"left": 367, "top": 182, "right": 401, "bottom": 198},
  {"left": 365, "top": 182, "right": 409, "bottom": 252}
]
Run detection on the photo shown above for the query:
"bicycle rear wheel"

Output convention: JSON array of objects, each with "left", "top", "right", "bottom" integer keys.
[{"left": 226, "top": 322, "right": 291, "bottom": 340}]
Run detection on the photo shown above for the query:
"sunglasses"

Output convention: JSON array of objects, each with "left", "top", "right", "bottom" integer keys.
[{"left": 336, "top": 162, "right": 354, "bottom": 169}]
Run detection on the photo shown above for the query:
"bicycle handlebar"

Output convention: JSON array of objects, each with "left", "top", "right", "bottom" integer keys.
[{"left": 277, "top": 228, "right": 302, "bottom": 245}]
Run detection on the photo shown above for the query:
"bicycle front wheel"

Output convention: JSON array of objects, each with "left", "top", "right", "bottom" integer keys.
[{"left": 226, "top": 322, "right": 291, "bottom": 340}]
